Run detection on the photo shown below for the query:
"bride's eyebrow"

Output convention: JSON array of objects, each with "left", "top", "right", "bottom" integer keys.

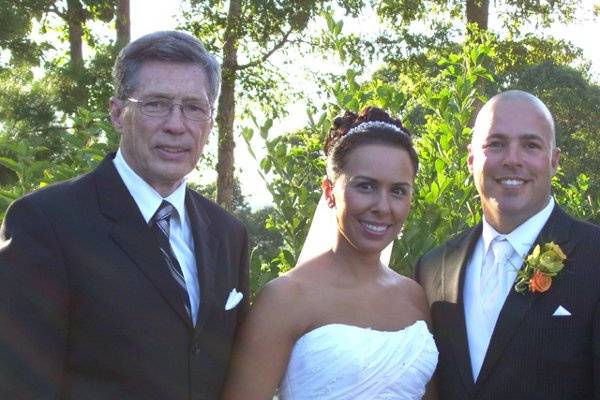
[
  {"left": 351, "top": 175, "right": 377, "bottom": 182},
  {"left": 352, "top": 175, "right": 411, "bottom": 185}
]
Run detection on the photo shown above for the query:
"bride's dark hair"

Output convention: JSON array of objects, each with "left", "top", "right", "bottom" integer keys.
[{"left": 324, "top": 106, "right": 418, "bottom": 180}]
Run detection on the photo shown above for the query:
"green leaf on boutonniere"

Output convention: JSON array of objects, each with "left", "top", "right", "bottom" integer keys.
[{"left": 514, "top": 241, "right": 566, "bottom": 294}]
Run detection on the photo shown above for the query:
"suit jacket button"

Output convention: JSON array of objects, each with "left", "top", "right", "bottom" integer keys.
[{"left": 193, "top": 343, "right": 202, "bottom": 354}]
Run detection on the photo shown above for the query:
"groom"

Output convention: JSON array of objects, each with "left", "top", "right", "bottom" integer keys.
[{"left": 416, "top": 90, "right": 600, "bottom": 399}]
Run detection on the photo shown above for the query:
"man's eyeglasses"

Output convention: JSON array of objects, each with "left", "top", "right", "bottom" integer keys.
[{"left": 127, "top": 97, "right": 212, "bottom": 122}]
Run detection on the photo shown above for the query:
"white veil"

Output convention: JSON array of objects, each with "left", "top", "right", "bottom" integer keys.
[{"left": 296, "top": 193, "right": 394, "bottom": 266}]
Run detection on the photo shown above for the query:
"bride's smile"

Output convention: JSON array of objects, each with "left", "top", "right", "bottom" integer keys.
[{"left": 324, "top": 143, "right": 415, "bottom": 255}]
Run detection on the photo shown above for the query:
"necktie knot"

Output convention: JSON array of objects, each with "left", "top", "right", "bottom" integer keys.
[
  {"left": 151, "top": 201, "right": 176, "bottom": 255},
  {"left": 491, "top": 237, "right": 513, "bottom": 265},
  {"left": 153, "top": 201, "right": 175, "bottom": 224}
]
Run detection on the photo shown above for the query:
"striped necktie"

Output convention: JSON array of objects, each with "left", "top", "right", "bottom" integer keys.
[{"left": 150, "top": 200, "right": 191, "bottom": 320}]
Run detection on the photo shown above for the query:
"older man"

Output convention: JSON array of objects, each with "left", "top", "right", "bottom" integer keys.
[
  {"left": 416, "top": 90, "right": 600, "bottom": 399},
  {"left": 0, "top": 31, "right": 249, "bottom": 399}
]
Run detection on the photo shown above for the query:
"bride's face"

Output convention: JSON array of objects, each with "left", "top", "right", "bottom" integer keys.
[{"left": 325, "top": 143, "right": 415, "bottom": 255}]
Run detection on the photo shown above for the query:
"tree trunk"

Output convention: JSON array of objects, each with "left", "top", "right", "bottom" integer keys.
[
  {"left": 115, "top": 0, "right": 130, "bottom": 52},
  {"left": 215, "top": 0, "right": 241, "bottom": 210},
  {"left": 465, "top": 0, "right": 489, "bottom": 122},
  {"left": 466, "top": 0, "right": 489, "bottom": 29},
  {"left": 65, "top": 0, "right": 87, "bottom": 109},
  {"left": 66, "top": 0, "right": 85, "bottom": 70}
]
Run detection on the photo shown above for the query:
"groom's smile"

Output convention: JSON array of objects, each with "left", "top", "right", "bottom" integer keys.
[
  {"left": 468, "top": 97, "right": 560, "bottom": 233},
  {"left": 496, "top": 177, "right": 527, "bottom": 187}
]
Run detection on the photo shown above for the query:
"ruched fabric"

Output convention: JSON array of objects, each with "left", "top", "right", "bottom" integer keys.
[{"left": 278, "top": 320, "right": 438, "bottom": 399}]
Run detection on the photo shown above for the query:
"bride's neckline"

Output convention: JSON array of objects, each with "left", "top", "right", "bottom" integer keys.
[{"left": 298, "top": 319, "right": 427, "bottom": 342}]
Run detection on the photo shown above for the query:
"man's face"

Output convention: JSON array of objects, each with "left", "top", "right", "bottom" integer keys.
[
  {"left": 110, "top": 61, "right": 213, "bottom": 196},
  {"left": 468, "top": 98, "right": 560, "bottom": 233}
]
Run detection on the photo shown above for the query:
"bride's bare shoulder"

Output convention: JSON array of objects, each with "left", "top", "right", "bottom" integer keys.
[
  {"left": 251, "top": 257, "right": 333, "bottom": 329},
  {"left": 257, "top": 260, "right": 325, "bottom": 308},
  {"left": 286, "top": 252, "right": 338, "bottom": 281},
  {"left": 255, "top": 272, "right": 307, "bottom": 306},
  {"left": 384, "top": 267, "right": 422, "bottom": 290},
  {"left": 385, "top": 270, "right": 431, "bottom": 321},
  {"left": 259, "top": 258, "right": 330, "bottom": 302}
]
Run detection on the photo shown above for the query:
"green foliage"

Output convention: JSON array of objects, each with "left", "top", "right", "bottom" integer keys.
[
  {"left": 498, "top": 0, "right": 579, "bottom": 33},
  {"left": 378, "top": 0, "right": 460, "bottom": 25},
  {"left": 0, "top": 107, "right": 117, "bottom": 220},
  {"left": 376, "top": 0, "right": 580, "bottom": 33},
  {"left": 331, "top": 70, "right": 406, "bottom": 115},
  {"left": 241, "top": 112, "right": 326, "bottom": 291},
  {"left": 193, "top": 179, "right": 285, "bottom": 271},
  {"left": 0, "top": 0, "right": 123, "bottom": 221},
  {"left": 391, "top": 31, "right": 497, "bottom": 272},
  {"left": 258, "top": 25, "right": 599, "bottom": 283},
  {"left": 493, "top": 35, "right": 582, "bottom": 82},
  {"left": 182, "top": 0, "right": 370, "bottom": 120},
  {"left": 553, "top": 172, "right": 600, "bottom": 224},
  {"left": 0, "top": 0, "right": 55, "bottom": 68}
]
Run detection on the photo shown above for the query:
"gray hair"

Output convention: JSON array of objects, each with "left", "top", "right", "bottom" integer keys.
[{"left": 112, "top": 31, "right": 221, "bottom": 106}]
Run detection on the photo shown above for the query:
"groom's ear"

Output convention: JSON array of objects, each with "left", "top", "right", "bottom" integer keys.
[{"left": 322, "top": 177, "right": 335, "bottom": 208}]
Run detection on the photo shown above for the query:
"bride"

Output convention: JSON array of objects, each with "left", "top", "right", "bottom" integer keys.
[{"left": 221, "top": 107, "right": 438, "bottom": 400}]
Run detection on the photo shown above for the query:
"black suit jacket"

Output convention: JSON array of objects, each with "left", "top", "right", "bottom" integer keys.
[
  {"left": 0, "top": 155, "right": 249, "bottom": 399},
  {"left": 415, "top": 205, "right": 600, "bottom": 400}
]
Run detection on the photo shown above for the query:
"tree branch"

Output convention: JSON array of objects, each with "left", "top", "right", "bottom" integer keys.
[
  {"left": 237, "top": 27, "right": 294, "bottom": 70},
  {"left": 49, "top": 4, "right": 67, "bottom": 19}
]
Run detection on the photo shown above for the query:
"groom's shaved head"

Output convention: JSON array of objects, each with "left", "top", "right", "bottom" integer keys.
[{"left": 472, "top": 90, "right": 556, "bottom": 147}]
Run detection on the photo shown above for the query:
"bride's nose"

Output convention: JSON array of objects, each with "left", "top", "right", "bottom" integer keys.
[{"left": 371, "top": 191, "right": 391, "bottom": 214}]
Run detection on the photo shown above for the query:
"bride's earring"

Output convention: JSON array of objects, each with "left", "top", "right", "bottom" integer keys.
[{"left": 322, "top": 178, "right": 336, "bottom": 208}]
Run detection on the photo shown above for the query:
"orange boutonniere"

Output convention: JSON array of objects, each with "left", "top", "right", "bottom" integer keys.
[{"left": 514, "top": 241, "right": 566, "bottom": 294}]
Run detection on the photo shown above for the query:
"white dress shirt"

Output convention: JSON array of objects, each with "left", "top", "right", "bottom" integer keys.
[
  {"left": 464, "top": 197, "right": 555, "bottom": 380},
  {"left": 113, "top": 150, "right": 200, "bottom": 324}
]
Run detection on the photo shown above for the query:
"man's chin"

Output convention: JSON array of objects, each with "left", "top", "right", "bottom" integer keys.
[{"left": 154, "top": 160, "right": 192, "bottom": 178}]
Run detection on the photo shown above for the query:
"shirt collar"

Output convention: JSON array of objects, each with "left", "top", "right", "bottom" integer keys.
[
  {"left": 113, "top": 149, "right": 187, "bottom": 224},
  {"left": 482, "top": 197, "right": 555, "bottom": 258}
]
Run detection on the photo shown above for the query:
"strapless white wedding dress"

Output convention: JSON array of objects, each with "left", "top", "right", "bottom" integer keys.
[{"left": 278, "top": 320, "right": 438, "bottom": 399}]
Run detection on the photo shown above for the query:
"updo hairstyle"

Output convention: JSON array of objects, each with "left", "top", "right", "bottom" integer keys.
[{"left": 324, "top": 106, "right": 418, "bottom": 181}]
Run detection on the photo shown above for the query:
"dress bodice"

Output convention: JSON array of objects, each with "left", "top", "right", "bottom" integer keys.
[{"left": 278, "top": 320, "right": 438, "bottom": 399}]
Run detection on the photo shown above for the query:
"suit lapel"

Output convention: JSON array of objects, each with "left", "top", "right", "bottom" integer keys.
[
  {"left": 443, "top": 225, "right": 482, "bottom": 395},
  {"left": 94, "top": 155, "right": 193, "bottom": 327},
  {"left": 475, "top": 205, "right": 575, "bottom": 388},
  {"left": 185, "top": 192, "right": 219, "bottom": 332}
]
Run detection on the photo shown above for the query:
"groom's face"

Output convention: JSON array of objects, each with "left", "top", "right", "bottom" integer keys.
[{"left": 468, "top": 98, "right": 560, "bottom": 233}]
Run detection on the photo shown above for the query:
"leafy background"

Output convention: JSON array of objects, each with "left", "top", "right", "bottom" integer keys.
[{"left": 1, "top": 0, "right": 598, "bottom": 296}]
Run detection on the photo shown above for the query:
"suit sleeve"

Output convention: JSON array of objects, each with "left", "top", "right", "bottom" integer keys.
[
  {"left": 0, "top": 198, "right": 68, "bottom": 398},
  {"left": 237, "top": 225, "right": 250, "bottom": 323},
  {"left": 594, "top": 298, "right": 600, "bottom": 399}
]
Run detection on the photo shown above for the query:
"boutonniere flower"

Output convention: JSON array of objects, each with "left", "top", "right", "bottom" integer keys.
[{"left": 514, "top": 241, "right": 566, "bottom": 294}]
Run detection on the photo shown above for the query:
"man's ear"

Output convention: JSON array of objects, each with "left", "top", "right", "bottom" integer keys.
[
  {"left": 109, "top": 97, "right": 125, "bottom": 132},
  {"left": 322, "top": 177, "right": 335, "bottom": 208},
  {"left": 550, "top": 147, "right": 561, "bottom": 176},
  {"left": 467, "top": 143, "right": 474, "bottom": 174}
]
